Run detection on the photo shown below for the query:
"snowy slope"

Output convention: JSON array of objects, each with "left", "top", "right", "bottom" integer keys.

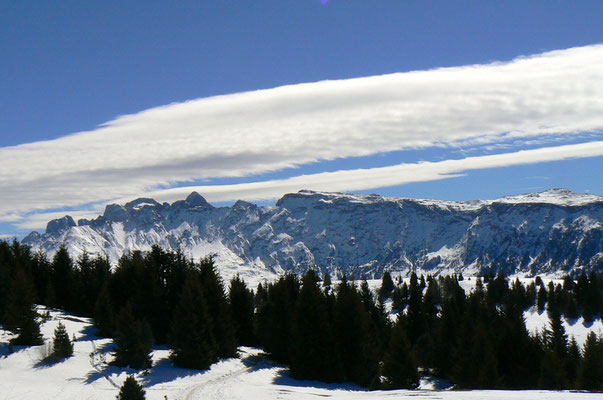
[
  {"left": 0, "top": 306, "right": 601, "bottom": 400},
  {"left": 23, "top": 189, "right": 603, "bottom": 281}
]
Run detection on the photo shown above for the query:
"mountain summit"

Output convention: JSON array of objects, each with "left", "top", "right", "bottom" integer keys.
[{"left": 23, "top": 189, "right": 602, "bottom": 281}]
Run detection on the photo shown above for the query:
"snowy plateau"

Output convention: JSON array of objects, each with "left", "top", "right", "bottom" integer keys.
[
  {"left": 1, "top": 285, "right": 602, "bottom": 400},
  {"left": 23, "top": 189, "right": 602, "bottom": 283}
]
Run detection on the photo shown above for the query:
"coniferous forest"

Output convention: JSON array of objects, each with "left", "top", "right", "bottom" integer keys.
[{"left": 0, "top": 239, "right": 602, "bottom": 391}]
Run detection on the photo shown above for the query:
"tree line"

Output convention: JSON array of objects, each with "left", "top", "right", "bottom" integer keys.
[{"left": 0, "top": 239, "right": 601, "bottom": 391}]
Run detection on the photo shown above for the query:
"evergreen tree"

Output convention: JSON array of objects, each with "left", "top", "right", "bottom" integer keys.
[
  {"left": 116, "top": 375, "right": 146, "bottom": 400},
  {"left": 52, "top": 322, "right": 74, "bottom": 359},
  {"left": 290, "top": 270, "right": 342, "bottom": 382},
  {"left": 381, "top": 320, "right": 419, "bottom": 389},
  {"left": 322, "top": 272, "right": 332, "bottom": 289},
  {"left": 4, "top": 270, "right": 43, "bottom": 346},
  {"left": 577, "top": 332, "right": 603, "bottom": 391},
  {"left": 199, "top": 258, "right": 236, "bottom": 359},
  {"left": 51, "top": 245, "right": 74, "bottom": 311},
  {"left": 537, "top": 285, "right": 547, "bottom": 312},
  {"left": 112, "top": 305, "right": 153, "bottom": 370},
  {"left": 566, "top": 336, "right": 581, "bottom": 388},
  {"left": 255, "top": 274, "right": 299, "bottom": 364},
  {"left": 169, "top": 273, "right": 216, "bottom": 369},
  {"left": 380, "top": 271, "right": 394, "bottom": 299},
  {"left": 539, "top": 309, "right": 569, "bottom": 389},
  {"left": 229, "top": 275, "right": 256, "bottom": 346},
  {"left": 333, "top": 277, "right": 379, "bottom": 386},
  {"left": 94, "top": 282, "right": 115, "bottom": 337}
]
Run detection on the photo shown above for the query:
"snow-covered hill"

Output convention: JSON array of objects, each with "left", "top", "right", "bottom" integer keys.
[
  {"left": 23, "top": 189, "right": 602, "bottom": 280},
  {"left": 0, "top": 304, "right": 601, "bottom": 399}
]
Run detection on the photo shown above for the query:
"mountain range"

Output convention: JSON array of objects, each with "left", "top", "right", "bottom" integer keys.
[{"left": 23, "top": 189, "right": 602, "bottom": 281}]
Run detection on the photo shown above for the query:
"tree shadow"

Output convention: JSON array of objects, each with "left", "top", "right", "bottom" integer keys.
[
  {"left": 272, "top": 369, "right": 365, "bottom": 391},
  {"left": 140, "top": 356, "right": 205, "bottom": 386},
  {"left": 34, "top": 354, "right": 69, "bottom": 369},
  {"left": 77, "top": 324, "right": 102, "bottom": 342},
  {"left": 240, "top": 351, "right": 276, "bottom": 372}
]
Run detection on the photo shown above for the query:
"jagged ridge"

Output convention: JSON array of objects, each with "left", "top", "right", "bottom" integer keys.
[{"left": 23, "top": 189, "right": 603, "bottom": 280}]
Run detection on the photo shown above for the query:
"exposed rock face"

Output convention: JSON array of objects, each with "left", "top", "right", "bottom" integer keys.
[{"left": 23, "top": 189, "right": 603, "bottom": 279}]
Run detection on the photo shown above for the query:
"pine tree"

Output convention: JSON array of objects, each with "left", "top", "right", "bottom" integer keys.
[
  {"left": 577, "top": 332, "right": 603, "bottom": 391},
  {"left": 116, "top": 375, "right": 146, "bottom": 400},
  {"left": 112, "top": 305, "right": 153, "bottom": 370},
  {"left": 51, "top": 245, "right": 74, "bottom": 311},
  {"left": 566, "top": 336, "right": 581, "bottom": 388},
  {"left": 290, "top": 270, "right": 342, "bottom": 382},
  {"left": 537, "top": 285, "right": 547, "bottom": 312},
  {"left": 322, "top": 272, "right": 332, "bottom": 289},
  {"left": 199, "top": 258, "right": 236, "bottom": 359},
  {"left": 381, "top": 319, "right": 419, "bottom": 389},
  {"left": 93, "top": 282, "right": 115, "bottom": 337},
  {"left": 5, "top": 270, "right": 43, "bottom": 346},
  {"left": 229, "top": 275, "right": 256, "bottom": 346},
  {"left": 333, "top": 277, "right": 379, "bottom": 386},
  {"left": 169, "top": 273, "right": 216, "bottom": 369},
  {"left": 380, "top": 271, "right": 394, "bottom": 299},
  {"left": 52, "top": 322, "right": 74, "bottom": 359}
]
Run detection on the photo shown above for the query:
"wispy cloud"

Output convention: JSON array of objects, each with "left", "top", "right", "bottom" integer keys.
[
  {"left": 18, "top": 141, "right": 603, "bottom": 231},
  {"left": 1, "top": 45, "right": 602, "bottom": 226}
]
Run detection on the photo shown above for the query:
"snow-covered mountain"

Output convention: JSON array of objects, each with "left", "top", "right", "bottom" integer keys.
[{"left": 23, "top": 189, "right": 602, "bottom": 280}]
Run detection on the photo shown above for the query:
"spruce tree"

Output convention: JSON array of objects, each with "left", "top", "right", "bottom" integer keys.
[
  {"left": 51, "top": 245, "right": 74, "bottom": 311},
  {"left": 333, "top": 277, "right": 379, "bottom": 386},
  {"left": 169, "top": 273, "right": 216, "bottom": 369},
  {"left": 381, "top": 320, "right": 419, "bottom": 389},
  {"left": 566, "top": 336, "right": 581, "bottom": 388},
  {"left": 52, "top": 322, "right": 74, "bottom": 359},
  {"left": 5, "top": 270, "right": 43, "bottom": 346},
  {"left": 94, "top": 282, "right": 115, "bottom": 337},
  {"left": 116, "top": 375, "right": 146, "bottom": 400},
  {"left": 380, "top": 271, "right": 394, "bottom": 299},
  {"left": 322, "top": 272, "right": 332, "bottom": 289},
  {"left": 199, "top": 258, "right": 236, "bottom": 359},
  {"left": 536, "top": 285, "right": 547, "bottom": 312},
  {"left": 229, "top": 275, "right": 256, "bottom": 346},
  {"left": 577, "top": 332, "right": 603, "bottom": 391},
  {"left": 290, "top": 270, "right": 342, "bottom": 382},
  {"left": 112, "top": 305, "right": 153, "bottom": 370}
]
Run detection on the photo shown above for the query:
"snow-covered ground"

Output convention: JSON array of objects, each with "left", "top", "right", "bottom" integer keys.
[{"left": 1, "top": 306, "right": 602, "bottom": 399}]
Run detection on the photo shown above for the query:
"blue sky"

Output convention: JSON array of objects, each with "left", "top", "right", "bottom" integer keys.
[{"left": 1, "top": 1, "right": 602, "bottom": 236}]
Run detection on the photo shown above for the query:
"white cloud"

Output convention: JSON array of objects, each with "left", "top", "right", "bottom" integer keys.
[
  {"left": 135, "top": 141, "right": 603, "bottom": 204},
  {"left": 17, "top": 141, "right": 603, "bottom": 231},
  {"left": 0, "top": 44, "right": 602, "bottom": 221}
]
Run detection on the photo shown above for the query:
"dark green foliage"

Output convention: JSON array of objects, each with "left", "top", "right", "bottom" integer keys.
[
  {"left": 51, "top": 245, "right": 74, "bottom": 310},
  {"left": 52, "top": 322, "right": 74, "bottom": 359},
  {"left": 537, "top": 286, "right": 547, "bottom": 311},
  {"left": 229, "top": 275, "right": 256, "bottom": 346},
  {"left": 169, "top": 272, "right": 216, "bottom": 369},
  {"left": 112, "top": 305, "right": 153, "bottom": 370},
  {"left": 577, "top": 332, "right": 603, "bottom": 391},
  {"left": 2, "top": 239, "right": 603, "bottom": 391},
  {"left": 379, "top": 271, "right": 394, "bottom": 299},
  {"left": 322, "top": 272, "right": 332, "bottom": 289},
  {"left": 333, "top": 277, "right": 380, "bottom": 386},
  {"left": 381, "top": 320, "right": 419, "bottom": 389},
  {"left": 255, "top": 274, "right": 299, "bottom": 364},
  {"left": 94, "top": 282, "right": 115, "bottom": 337},
  {"left": 116, "top": 376, "right": 146, "bottom": 400},
  {"left": 198, "top": 258, "right": 236, "bottom": 359},
  {"left": 290, "top": 270, "right": 341, "bottom": 382},
  {"left": 4, "top": 270, "right": 43, "bottom": 346}
]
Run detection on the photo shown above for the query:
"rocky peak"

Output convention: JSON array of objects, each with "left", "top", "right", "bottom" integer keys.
[{"left": 46, "top": 215, "right": 76, "bottom": 234}]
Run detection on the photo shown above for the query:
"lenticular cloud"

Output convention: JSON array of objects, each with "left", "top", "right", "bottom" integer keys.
[{"left": 1, "top": 44, "right": 602, "bottom": 223}]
